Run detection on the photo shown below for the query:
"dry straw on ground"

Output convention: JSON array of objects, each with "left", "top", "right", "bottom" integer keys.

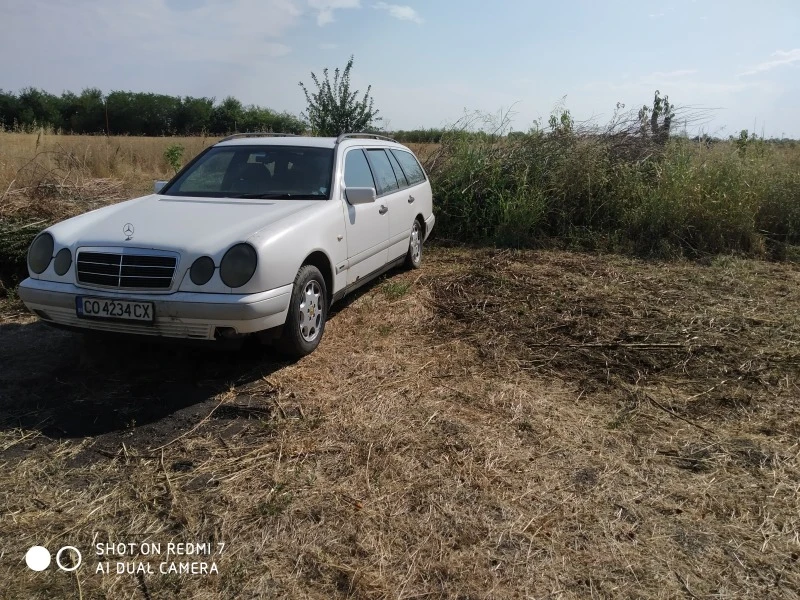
[{"left": 1, "top": 246, "right": 799, "bottom": 599}]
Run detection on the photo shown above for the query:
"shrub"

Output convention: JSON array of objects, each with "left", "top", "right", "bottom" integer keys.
[
  {"left": 0, "top": 218, "right": 40, "bottom": 295},
  {"left": 163, "top": 143, "right": 184, "bottom": 174},
  {"left": 299, "top": 56, "right": 380, "bottom": 136},
  {"left": 425, "top": 107, "right": 800, "bottom": 259}
]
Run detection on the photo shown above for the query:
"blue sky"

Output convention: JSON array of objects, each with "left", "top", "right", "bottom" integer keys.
[{"left": 4, "top": 0, "right": 800, "bottom": 136}]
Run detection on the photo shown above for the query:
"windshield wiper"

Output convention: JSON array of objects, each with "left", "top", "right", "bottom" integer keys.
[{"left": 233, "top": 193, "right": 321, "bottom": 200}]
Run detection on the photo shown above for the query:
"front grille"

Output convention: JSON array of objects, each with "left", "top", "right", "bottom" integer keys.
[{"left": 76, "top": 251, "right": 177, "bottom": 289}]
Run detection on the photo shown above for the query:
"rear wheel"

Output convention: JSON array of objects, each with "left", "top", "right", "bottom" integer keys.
[
  {"left": 405, "top": 218, "right": 423, "bottom": 269},
  {"left": 277, "top": 265, "right": 328, "bottom": 358}
]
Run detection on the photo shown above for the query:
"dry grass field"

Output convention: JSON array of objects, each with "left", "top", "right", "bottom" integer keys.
[
  {"left": 0, "top": 131, "right": 216, "bottom": 195},
  {"left": 1, "top": 247, "right": 799, "bottom": 599},
  {"left": 0, "top": 131, "right": 434, "bottom": 194},
  {"left": 1, "top": 132, "right": 799, "bottom": 598}
]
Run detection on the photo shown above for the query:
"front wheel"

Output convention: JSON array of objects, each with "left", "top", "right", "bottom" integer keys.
[
  {"left": 277, "top": 265, "right": 328, "bottom": 358},
  {"left": 404, "top": 219, "right": 423, "bottom": 269}
]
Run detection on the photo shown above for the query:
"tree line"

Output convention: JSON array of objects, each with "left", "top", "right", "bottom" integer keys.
[
  {"left": 0, "top": 87, "right": 306, "bottom": 135},
  {"left": 0, "top": 85, "right": 444, "bottom": 140}
]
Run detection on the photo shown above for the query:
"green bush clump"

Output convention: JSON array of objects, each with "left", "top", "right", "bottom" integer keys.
[
  {"left": 425, "top": 108, "right": 800, "bottom": 259},
  {"left": 163, "top": 143, "right": 184, "bottom": 173},
  {"left": 0, "top": 218, "right": 41, "bottom": 295}
]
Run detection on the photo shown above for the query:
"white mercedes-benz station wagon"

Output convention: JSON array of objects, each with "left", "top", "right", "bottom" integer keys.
[{"left": 18, "top": 133, "right": 435, "bottom": 356}]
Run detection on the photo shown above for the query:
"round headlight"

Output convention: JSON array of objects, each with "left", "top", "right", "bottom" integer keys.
[
  {"left": 54, "top": 248, "right": 72, "bottom": 276},
  {"left": 190, "top": 256, "right": 215, "bottom": 286},
  {"left": 28, "top": 232, "right": 54, "bottom": 274},
  {"left": 220, "top": 243, "right": 257, "bottom": 288}
]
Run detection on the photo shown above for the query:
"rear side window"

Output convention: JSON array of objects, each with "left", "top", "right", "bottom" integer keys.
[
  {"left": 366, "top": 149, "right": 399, "bottom": 195},
  {"left": 344, "top": 149, "right": 376, "bottom": 189},
  {"left": 386, "top": 150, "right": 408, "bottom": 188},
  {"left": 391, "top": 149, "right": 426, "bottom": 185}
]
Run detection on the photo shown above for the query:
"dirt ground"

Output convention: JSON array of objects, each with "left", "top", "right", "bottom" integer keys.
[{"left": 1, "top": 246, "right": 799, "bottom": 599}]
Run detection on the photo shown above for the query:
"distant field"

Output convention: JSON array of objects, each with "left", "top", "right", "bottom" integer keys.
[{"left": 0, "top": 132, "right": 218, "bottom": 193}]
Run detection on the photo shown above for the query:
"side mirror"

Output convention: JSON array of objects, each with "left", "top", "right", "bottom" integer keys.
[
  {"left": 345, "top": 187, "right": 376, "bottom": 205},
  {"left": 154, "top": 180, "right": 169, "bottom": 194}
]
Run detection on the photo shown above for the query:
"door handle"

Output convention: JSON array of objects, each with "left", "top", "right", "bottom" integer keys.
[
  {"left": 408, "top": 195, "right": 415, "bottom": 203},
  {"left": 379, "top": 205, "right": 388, "bottom": 214}
]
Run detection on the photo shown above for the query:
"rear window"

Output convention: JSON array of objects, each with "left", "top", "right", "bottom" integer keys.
[
  {"left": 391, "top": 149, "right": 426, "bottom": 185},
  {"left": 386, "top": 150, "right": 408, "bottom": 188}
]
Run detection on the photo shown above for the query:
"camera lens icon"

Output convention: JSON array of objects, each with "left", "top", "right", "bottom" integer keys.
[
  {"left": 25, "top": 546, "right": 50, "bottom": 571},
  {"left": 25, "top": 546, "right": 82, "bottom": 572}
]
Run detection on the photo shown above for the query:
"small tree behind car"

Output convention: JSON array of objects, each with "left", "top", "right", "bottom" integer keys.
[{"left": 299, "top": 56, "right": 380, "bottom": 136}]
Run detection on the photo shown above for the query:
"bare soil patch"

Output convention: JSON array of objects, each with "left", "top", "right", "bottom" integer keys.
[{"left": 1, "top": 247, "right": 799, "bottom": 599}]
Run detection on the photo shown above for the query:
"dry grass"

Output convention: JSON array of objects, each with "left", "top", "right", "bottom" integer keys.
[
  {"left": 1, "top": 247, "right": 799, "bottom": 598},
  {"left": 0, "top": 131, "right": 436, "bottom": 194},
  {"left": 0, "top": 131, "right": 216, "bottom": 195}
]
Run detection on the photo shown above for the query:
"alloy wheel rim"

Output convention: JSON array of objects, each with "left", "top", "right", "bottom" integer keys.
[{"left": 299, "top": 280, "right": 323, "bottom": 342}]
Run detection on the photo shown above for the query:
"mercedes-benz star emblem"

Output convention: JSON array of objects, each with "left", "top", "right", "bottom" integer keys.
[{"left": 123, "top": 223, "right": 134, "bottom": 240}]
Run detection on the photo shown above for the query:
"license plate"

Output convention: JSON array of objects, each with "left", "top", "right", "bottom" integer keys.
[{"left": 76, "top": 297, "right": 154, "bottom": 323}]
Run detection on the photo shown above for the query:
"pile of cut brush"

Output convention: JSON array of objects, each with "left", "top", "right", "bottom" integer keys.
[
  {"left": 0, "top": 149, "right": 126, "bottom": 295},
  {"left": 425, "top": 248, "right": 800, "bottom": 414}
]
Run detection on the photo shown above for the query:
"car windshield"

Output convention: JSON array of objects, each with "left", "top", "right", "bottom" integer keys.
[{"left": 162, "top": 145, "right": 334, "bottom": 199}]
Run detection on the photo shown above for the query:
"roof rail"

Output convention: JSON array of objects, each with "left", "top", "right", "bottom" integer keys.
[
  {"left": 218, "top": 132, "right": 301, "bottom": 142},
  {"left": 335, "top": 132, "right": 398, "bottom": 144}
]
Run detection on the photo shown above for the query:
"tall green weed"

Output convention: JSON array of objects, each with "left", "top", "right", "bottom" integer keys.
[{"left": 427, "top": 122, "right": 800, "bottom": 259}]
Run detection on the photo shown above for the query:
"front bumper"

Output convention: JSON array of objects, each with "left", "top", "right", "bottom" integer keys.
[{"left": 17, "top": 278, "right": 292, "bottom": 340}]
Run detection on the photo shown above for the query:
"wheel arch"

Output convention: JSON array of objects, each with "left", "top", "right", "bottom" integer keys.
[
  {"left": 302, "top": 250, "right": 334, "bottom": 307},
  {"left": 415, "top": 213, "right": 426, "bottom": 238}
]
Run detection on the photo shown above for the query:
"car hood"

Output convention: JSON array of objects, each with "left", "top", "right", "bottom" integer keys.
[{"left": 47, "top": 194, "right": 320, "bottom": 255}]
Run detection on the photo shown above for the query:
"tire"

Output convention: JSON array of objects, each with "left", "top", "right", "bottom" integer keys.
[
  {"left": 404, "top": 218, "right": 423, "bottom": 269},
  {"left": 277, "top": 265, "right": 328, "bottom": 358}
]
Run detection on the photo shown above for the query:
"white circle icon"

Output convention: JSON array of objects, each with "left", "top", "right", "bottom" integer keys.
[
  {"left": 25, "top": 546, "right": 51, "bottom": 571},
  {"left": 56, "top": 546, "right": 82, "bottom": 572}
]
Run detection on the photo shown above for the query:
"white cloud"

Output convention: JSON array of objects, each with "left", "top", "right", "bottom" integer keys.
[
  {"left": 648, "top": 12, "right": 665, "bottom": 18},
  {"left": 11, "top": 0, "right": 303, "bottom": 62},
  {"left": 739, "top": 49, "right": 800, "bottom": 76},
  {"left": 0, "top": 0, "right": 306, "bottom": 111},
  {"left": 373, "top": 2, "right": 423, "bottom": 23},
  {"left": 307, "top": 0, "right": 360, "bottom": 26}
]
